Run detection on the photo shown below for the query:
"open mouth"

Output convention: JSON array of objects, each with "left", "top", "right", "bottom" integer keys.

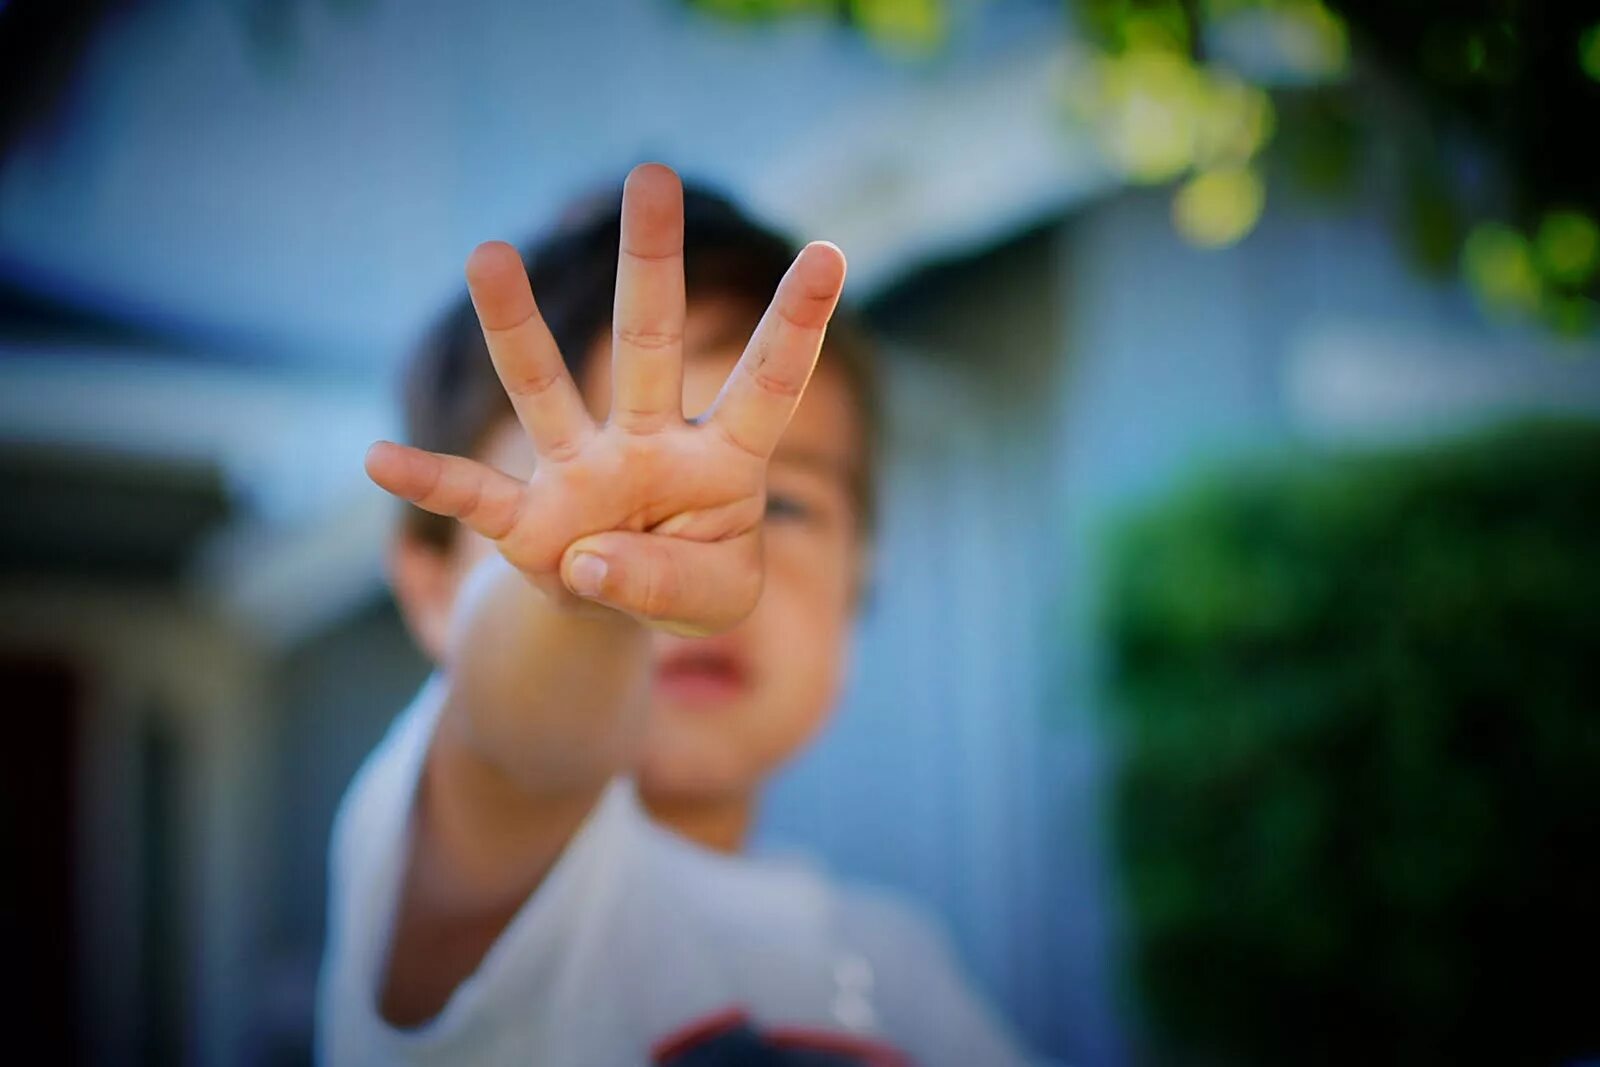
[{"left": 653, "top": 641, "right": 749, "bottom": 707}]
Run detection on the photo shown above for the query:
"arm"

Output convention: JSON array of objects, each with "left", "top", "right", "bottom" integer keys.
[
  {"left": 375, "top": 563, "right": 645, "bottom": 1027},
  {"left": 360, "top": 163, "right": 847, "bottom": 1026}
]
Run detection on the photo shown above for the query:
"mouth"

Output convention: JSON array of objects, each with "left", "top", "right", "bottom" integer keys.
[{"left": 653, "top": 642, "right": 749, "bottom": 708}]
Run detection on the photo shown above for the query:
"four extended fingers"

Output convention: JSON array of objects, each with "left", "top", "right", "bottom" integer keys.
[
  {"left": 610, "top": 164, "right": 687, "bottom": 433},
  {"left": 369, "top": 166, "right": 847, "bottom": 574},
  {"left": 466, "top": 241, "right": 594, "bottom": 461},
  {"left": 706, "top": 240, "right": 846, "bottom": 460}
]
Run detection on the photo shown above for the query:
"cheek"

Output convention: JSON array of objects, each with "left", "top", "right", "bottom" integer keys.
[
  {"left": 763, "top": 527, "right": 856, "bottom": 619},
  {"left": 751, "top": 549, "right": 855, "bottom": 714}
]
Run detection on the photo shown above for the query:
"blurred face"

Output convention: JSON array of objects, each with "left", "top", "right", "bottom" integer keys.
[{"left": 448, "top": 295, "right": 865, "bottom": 804}]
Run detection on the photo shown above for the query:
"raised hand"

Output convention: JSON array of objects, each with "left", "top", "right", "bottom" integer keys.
[{"left": 364, "top": 164, "right": 847, "bottom": 635}]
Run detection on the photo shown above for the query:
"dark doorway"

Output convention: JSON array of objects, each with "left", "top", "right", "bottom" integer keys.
[{"left": 2, "top": 654, "right": 83, "bottom": 1065}]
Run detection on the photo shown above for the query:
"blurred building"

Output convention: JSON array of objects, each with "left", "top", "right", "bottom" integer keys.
[{"left": 3, "top": 2, "right": 1599, "bottom": 1065}]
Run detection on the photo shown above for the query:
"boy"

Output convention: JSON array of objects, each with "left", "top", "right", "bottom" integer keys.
[{"left": 318, "top": 164, "right": 1029, "bottom": 1065}]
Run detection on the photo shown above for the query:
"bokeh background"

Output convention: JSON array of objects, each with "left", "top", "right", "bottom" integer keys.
[{"left": 3, "top": 1, "right": 1598, "bottom": 1065}]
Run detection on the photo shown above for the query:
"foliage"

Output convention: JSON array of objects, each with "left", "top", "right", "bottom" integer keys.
[
  {"left": 1082, "top": 0, "right": 1600, "bottom": 333},
  {"left": 1325, "top": 0, "right": 1600, "bottom": 332},
  {"left": 688, "top": 0, "right": 948, "bottom": 54},
  {"left": 693, "top": 0, "right": 1600, "bottom": 336},
  {"left": 1099, "top": 419, "right": 1600, "bottom": 1066}
]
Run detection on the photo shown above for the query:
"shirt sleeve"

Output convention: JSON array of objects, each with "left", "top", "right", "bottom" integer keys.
[
  {"left": 313, "top": 678, "right": 639, "bottom": 1066},
  {"left": 315, "top": 678, "right": 444, "bottom": 1064}
]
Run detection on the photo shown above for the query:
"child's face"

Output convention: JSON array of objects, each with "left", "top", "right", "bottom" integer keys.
[{"left": 453, "top": 295, "right": 865, "bottom": 803}]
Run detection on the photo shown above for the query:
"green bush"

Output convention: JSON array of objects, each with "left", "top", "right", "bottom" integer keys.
[{"left": 1101, "top": 419, "right": 1600, "bottom": 1066}]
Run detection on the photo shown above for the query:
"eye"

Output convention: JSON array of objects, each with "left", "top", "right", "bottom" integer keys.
[{"left": 764, "top": 492, "right": 814, "bottom": 524}]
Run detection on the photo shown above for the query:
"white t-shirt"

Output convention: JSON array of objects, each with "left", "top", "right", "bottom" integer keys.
[{"left": 316, "top": 677, "right": 1032, "bottom": 1066}]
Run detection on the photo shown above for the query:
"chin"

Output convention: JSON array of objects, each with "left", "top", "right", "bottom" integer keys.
[{"left": 635, "top": 745, "right": 753, "bottom": 802}]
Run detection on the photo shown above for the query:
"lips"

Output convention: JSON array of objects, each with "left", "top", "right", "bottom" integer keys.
[{"left": 653, "top": 639, "right": 749, "bottom": 707}]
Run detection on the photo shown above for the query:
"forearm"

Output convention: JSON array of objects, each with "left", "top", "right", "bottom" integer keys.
[
  {"left": 378, "top": 556, "right": 649, "bottom": 1023},
  {"left": 437, "top": 553, "right": 650, "bottom": 798}
]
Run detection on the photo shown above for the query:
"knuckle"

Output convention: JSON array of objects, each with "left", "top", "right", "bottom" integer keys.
[
  {"left": 749, "top": 363, "right": 804, "bottom": 400},
  {"left": 637, "top": 554, "right": 680, "bottom": 620},
  {"left": 615, "top": 403, "right": 672, "bottom": 431},
  {"left": 412, "top": 456, "right": 444, "bottom": 506},
  {"left": 482, "top": 488, "right": 521, "bottom": 541},
  {"left": 713, "top": 420, "right": 765, "bottom": 461},
  {"left": 455, "top": 477, "right": 484, "bottom": 522},
  {"left": 777, "top": 301, "right": 827, "bottom": 333},
  {"left": 621, "top": 245, "right": 680, "bottom": 265},
  {"left": 504, "top": 367, "right": 564, "bottom": 398},
  {"left": 512, "top": 369, "right": 569, "bottom": 398},
  {"left": 541, "top": 435, "right": 583, "bottom": 463},
  {"left": 615, "top": 325, "right": 682, "bottom": 352}
]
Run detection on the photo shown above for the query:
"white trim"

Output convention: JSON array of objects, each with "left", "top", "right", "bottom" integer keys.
[{"left": 1286, "top": 321, "right": 1600, "bottom": 443}]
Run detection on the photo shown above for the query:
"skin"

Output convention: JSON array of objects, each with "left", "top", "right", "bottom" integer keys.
[{"left": 365, "top": 163, "right": 864, "bottom": 1027}]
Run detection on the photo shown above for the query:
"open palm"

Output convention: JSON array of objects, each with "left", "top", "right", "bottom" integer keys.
[{"left": 364, "top": 164, "right": 847, "bottom": 634}]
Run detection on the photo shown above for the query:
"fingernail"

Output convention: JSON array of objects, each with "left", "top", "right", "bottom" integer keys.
[{"left": 567, "top": 553, "right": 608, "bottom": 597}]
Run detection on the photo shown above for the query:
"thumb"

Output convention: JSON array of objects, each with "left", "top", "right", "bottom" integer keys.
[{"left": 559, "top": 530, "right": 763, "bottom": 635}]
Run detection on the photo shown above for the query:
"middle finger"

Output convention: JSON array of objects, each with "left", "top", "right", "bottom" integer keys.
[{"left": 610, "top": 163, "right": 686, "bottom": 434}]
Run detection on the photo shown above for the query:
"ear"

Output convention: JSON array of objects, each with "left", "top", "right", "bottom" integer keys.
[{"left": 388, "top": 533, "right": 460, "bottom": 664}]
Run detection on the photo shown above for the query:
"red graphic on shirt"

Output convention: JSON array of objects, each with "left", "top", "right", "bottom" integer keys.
[{"left": 651, "top": 1007, "right": 911, "bottom": 1067}]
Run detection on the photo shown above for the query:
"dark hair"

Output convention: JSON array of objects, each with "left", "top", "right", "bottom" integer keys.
[{"left": 399, "top": 181, "right": 880, "bottom": 550}]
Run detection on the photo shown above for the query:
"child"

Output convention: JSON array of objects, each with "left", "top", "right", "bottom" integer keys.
[{"left": 318, "top": 164, "right": 1030, "bottom": 1065}]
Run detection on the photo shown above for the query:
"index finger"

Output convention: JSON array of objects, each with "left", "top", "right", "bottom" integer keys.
[
  {"left": 705, "top": 241, "right": 846, "bottom": 459},
  {"left": 467, "top": 241, "right": 595, "bottom": 462}
]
